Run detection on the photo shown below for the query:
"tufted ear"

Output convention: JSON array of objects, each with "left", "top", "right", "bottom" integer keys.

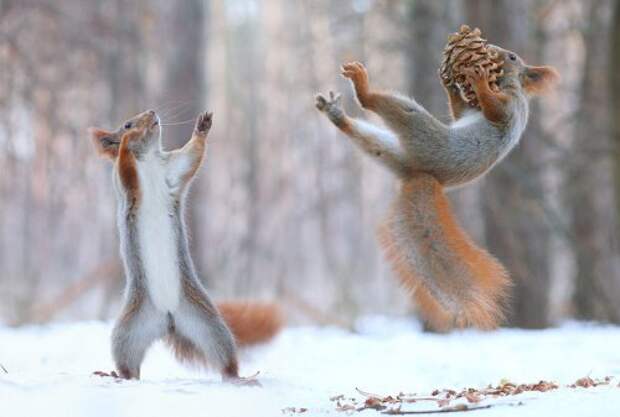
[
  {"left": 88, "top": 127, "right": 119, "bottom": 160},
  {"left": 522, "top": 65, "right": 560, "bottom": 96}
]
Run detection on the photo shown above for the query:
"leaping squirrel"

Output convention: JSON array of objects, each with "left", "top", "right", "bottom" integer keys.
[
  {"left": 315, "top": 46, "right": 559, "bottom": 331},
  {"left": 90, "top": 111, "right": 282, "bottom": 380}
]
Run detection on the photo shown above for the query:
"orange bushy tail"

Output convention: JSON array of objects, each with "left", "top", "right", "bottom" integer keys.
[
  {"left": 378, "top": 174, "right": 511, "bottom": 331},
  {"left": 217, "top": 301, "right": 284, "bottom": 346}
]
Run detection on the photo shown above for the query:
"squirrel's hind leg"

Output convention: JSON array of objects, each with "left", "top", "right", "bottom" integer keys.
[
  {"left": 172, "top": 280, "right": 239, "bottom": 380},
  {"left": 111, "top": 297, "right": 167, "bottom": 379}
]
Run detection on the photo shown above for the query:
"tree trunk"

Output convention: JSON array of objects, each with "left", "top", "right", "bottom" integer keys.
[
  {"left": 156, "top": 0, "right": 208, "bottom": 281},
  {"left": 570, "top": 0, "right": 620, "bottom": 322},
  {"left": 612, "top": 0, "right": 620, "bottom": 229},
  {"left": 466, "top": 0, "right": 552, "bottom": 328}
]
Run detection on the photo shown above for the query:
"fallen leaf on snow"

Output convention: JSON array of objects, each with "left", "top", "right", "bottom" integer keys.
[{"left": 282, "top": 407, "right": 308, "bottom": 414}]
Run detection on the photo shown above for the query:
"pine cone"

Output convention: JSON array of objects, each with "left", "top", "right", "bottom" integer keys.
[{"left": 439, "top": 25, "right": 504, "bottom": 108}]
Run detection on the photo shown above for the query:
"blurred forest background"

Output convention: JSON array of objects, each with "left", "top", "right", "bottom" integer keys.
[{"left": 1, "top": 0, "right": 619, "bottom": 329}]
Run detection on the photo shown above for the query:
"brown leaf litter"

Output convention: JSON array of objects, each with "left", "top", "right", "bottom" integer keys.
[{"left": 318, "top": 375, "right": 616, "bottom": 414}]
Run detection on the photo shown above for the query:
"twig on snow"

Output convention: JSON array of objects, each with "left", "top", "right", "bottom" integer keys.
[{"left": 382, "top": 404, "right": 493, "bottom": 415}]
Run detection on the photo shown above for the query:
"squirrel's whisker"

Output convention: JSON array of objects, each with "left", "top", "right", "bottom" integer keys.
[
  {"left": 159, "top": 104, "right": 195, "bottom": 122},
  {"left": 159, "top": 118, "right": 197, "bottom": 126},
  {"left": 156, "top": 99, "right": 200, "bottom": 122}
]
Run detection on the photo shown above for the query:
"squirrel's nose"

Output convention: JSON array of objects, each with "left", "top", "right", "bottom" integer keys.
[{"left": 147, "top": 110, "right": 156, "bottom": 117}]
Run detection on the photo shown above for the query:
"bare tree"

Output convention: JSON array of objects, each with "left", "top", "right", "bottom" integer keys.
[
  {"left": 612, "top": 0, "right": 620, "bottom": 229},
  {"left": 151, "top": 0, "right": 209, "bottom": 279},
  {"left": 569, "top": 0, "right": 620, "bottom": 322},
  {"left": 1, "top": 0, "right": 619, "bottom": 327},
  {"left": 465, "top": 0, "right": 553, "bottom": 328}
]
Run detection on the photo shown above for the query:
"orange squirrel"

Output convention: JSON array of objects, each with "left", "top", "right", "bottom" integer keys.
[
  {"left": 90, "top": 111, "right": 282, "bottom": 379},
  {"left": 315, "top": 47, "right": 558, "bottom": 331}
]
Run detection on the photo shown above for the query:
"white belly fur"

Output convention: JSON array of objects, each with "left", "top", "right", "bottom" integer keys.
[{"left": 137, "top": 157, "right": 181, "bottom": 312}]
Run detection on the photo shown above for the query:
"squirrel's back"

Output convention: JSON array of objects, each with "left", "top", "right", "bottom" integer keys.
[
  {"left": 414, "top": 92, "right": 529, "bottom": 188},
  {"left": 378, "top": 173, "right": 511, "bottom": 330}
]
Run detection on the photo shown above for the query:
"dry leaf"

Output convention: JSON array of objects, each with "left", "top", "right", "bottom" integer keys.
[
  {"left": 464, "top": 392, "right": 482, "bottom": 403},
  {"left": 437, "top": 398, "right": 451, "bottom": 407},
  {"left": 282, "top": 407, "right": 308, "bottom": 414},
  {"left": 328, "top": 376, "right": 612, "bottom": 414},
  {"left": 570, "top": 376, "right": 612, "bottom": 388}
]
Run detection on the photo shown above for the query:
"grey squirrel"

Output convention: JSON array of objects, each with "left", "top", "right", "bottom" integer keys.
[
  {"left": 89, "top": 111, "right": 282, "bottom": 380},
  {"left": 315, "top": 46, "right": 559, "bottom": 330}
]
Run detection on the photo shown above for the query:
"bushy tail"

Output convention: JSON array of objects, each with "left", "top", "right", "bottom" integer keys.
[
  {"left": 217, "top": 301, "right": 284, "bottom": 346},
  {"left": 378, "top": 174, "right": 511, "bottom": 331}
]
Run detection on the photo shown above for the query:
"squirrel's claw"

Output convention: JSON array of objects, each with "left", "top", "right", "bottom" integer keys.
[
  {"left": 341, "top": 61, "right": 368, "bottom": 81},
  {"left": 194, "top": 111, "right": 213, "bottom": 135},
  {"left": 315, "top": 91, "right": 341, "bottom": 112},
  {"left": 463, "top": 65, "right": 488, "bottom": 84},
  {"left": 315, "top": 94, "right": 328, "bottom": 111},
  {"left": 329, "top": 91, "right": 341, "bottom": 102},
  {"left": 462, "top": 67, "right": 483, "bottom": 85}
]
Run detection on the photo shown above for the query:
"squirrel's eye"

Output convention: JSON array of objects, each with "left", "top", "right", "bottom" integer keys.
[
  {"left": 124, "top": 122, "right": 132, "bottom": 129},
  {"left": 508, "top": 53, "right": 517, "bottom": 62}
]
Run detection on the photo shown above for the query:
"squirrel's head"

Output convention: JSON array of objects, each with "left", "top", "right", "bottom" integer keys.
[
  {"left": 89, "top": 110, "right": 161, "bottom": 160},
  {"left": 488, "top": 45, "right": 559, "bottom": 97}
]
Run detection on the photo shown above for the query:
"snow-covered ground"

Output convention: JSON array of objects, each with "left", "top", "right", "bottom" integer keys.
[{"left": 1, "top": 317, "right": 619, "bottom": 417}]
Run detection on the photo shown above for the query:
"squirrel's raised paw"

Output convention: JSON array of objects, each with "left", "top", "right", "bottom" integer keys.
[
  {"left": 462, "top": 65, "right": 488, "bottom": 85},
  {"left": 341, "top": 61, "right": 369, "bottom": 90},
  {"left": 315, "top": 91, "right": 342, "bottom": 112},
  {"left": 194, "top": 111, "right": 213, "bottom": 135},
  {"left": 341, "top": 62, "right": 368, "bottom": 81}
]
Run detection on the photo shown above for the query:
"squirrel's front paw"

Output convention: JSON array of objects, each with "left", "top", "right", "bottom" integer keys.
[
  {"left": 462, "top": 65, "right": 488, "bottom": 88},
  {"left": 341, "top": 62, "right": 369, "bottom": 90},
  {"left": 315, "top": 91, "right": 342, "bottom": 112},
  {"left": 315, "top": 91, "right": 345, "bottom": 125},
  {"left": 194, "top": 111, "right": 213, "bottom": 135}
]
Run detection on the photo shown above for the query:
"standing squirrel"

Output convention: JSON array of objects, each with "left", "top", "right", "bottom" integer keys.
[
  {"left": 315, "top": 46, "right": 558, "bottom": 331},
  {"left": 89, "top": 110, "right": 282, "bottom": 380}
]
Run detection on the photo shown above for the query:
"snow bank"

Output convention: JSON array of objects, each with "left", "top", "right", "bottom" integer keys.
[{"left": 1, "top": 317, "right": 619, "bottom": 416}]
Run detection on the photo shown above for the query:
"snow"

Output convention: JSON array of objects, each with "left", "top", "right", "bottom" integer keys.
[{"left": 1, "top": 317, "right": 619, "bottom": 417}]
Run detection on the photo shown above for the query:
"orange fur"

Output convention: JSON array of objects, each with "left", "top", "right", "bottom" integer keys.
[
  {"left": 378, "top": 174, "right": 511, "bottom": 331},
  {"left": 116, "top": 131, "right": 141, "bottom": 209},
  {"left": 430, "top": 179, "right": 511, "bottom": 328},
  {"left": 464, "top": 67, "right": 511, "bottom": 125},
  {"left": 378, "top": 221, "right": 455, "bottom": 332},
  {"left": 217, "top": 301, "right": 284, "bottom": 347},
  {"left": 89, "top": 127, "right": 119, "bottom": 159},
  {"left": 342, "top": 62, "right": 372, "bottom": 107},
  {"left": 522, "top": 65, "right": 560, "bottom": 96}
]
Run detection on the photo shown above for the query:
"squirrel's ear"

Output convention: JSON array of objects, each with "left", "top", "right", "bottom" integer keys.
[
  {"left": 522, "top": 65, "right": 559, "bottom": 96},
  {"left": 88, "top": 127, "right": 119, "bottom": 160}
]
